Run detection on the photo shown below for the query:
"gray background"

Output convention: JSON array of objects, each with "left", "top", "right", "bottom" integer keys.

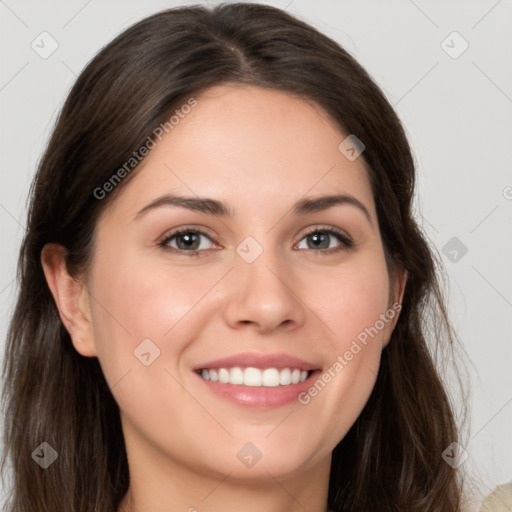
[{"left": 1, "top": 1, "right": 511, "bottom": 509}]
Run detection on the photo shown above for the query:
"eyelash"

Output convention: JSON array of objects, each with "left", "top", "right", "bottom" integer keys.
[{"left": 158, "top": 225, "right": 354, "bottom": 257}]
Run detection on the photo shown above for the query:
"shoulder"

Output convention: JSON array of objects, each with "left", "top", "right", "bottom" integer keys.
[{"left": 479, "top": 483, "right": 512, "bottom": 512}]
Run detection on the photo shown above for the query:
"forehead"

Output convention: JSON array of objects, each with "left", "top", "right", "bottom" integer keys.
[{"left": 102, "top": 84, "right": 376, "bottom": 225}]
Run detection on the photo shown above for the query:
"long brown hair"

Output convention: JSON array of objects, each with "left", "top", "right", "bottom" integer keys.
[{"left": 1, "top": 3, "right": 468, "bottom": 511}]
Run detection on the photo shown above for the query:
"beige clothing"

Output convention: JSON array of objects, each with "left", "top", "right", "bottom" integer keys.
[{"left": 479, "top": 483, "right": 512, "bottom": 512}]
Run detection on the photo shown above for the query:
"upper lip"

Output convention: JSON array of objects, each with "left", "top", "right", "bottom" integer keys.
[{"left": 193, "top": 351, "right": 321, "bottom": 372}]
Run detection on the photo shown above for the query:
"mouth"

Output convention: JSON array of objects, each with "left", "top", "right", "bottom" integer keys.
[
  {"left": 193, "top": 367, "right": 322, "bottom": 409},
  {"left": 191, "top": 352, "right": 322, "bottom": 409}
]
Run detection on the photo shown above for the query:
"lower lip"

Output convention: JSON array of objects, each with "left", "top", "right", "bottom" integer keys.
[{"left": 193, "top": 370, "right": 322, "bottom": 409}]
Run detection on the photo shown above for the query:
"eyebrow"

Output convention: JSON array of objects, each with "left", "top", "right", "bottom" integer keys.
[{"left": 134, "top": 193, "right": 373, "bottom": 225}]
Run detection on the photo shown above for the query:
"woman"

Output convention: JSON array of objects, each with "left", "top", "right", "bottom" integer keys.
[{"left": 1, "top": 3, "right": 469, "bottom": 511}]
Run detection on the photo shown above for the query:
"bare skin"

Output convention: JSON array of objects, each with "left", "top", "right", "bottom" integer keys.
[{"left": 42, "top": 84, "right": 406, "bottom": 512}]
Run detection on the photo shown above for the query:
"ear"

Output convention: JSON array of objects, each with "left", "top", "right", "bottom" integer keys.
[
  {"left": 382, "top": 265, "right": 408, "bottom": 348},
  {"left": 41, "top": 243, "right": 97, "bottom": 357}
]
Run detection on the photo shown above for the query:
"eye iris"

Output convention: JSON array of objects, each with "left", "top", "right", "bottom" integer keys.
[
  {"left": 308, "top": 232, "right": 329, "bottom": 249},
  {"left": 176, "top": 231, "right": 200, "bottom": 250}
]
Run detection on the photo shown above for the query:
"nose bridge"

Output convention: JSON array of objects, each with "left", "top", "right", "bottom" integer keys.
[{"left": 222, "top": 232, "right": 305, "bottom": 332}]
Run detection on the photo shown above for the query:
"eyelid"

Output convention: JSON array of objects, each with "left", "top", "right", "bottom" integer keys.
[
  {"left": 299, "top": 224, "right": 352, "bottom": 243},
  {"left": 158, "top": 224, "right": 217, "bottom": 243}
]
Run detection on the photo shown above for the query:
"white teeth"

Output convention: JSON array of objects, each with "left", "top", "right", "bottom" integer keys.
[
  {"left": 279, "top": 368, "right": 292, "bottom": 385},
  {"left": 244, "top": 367, "right": 262, "bottom": 387},
  {"left": 229, "top": 367, "right": 244, "bottom": 385},
  {"left": 218, "top": 368, "right": 230, "bottom": 383},
  {"left": 262, "top": 368, "right": 280, "bottom": 387},
  {"left": 199, "top": 366, "right": 311, "bottom": 387}
]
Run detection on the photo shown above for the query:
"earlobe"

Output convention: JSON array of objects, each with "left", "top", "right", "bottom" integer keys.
[
  {"left": 382, "top": 266, "right": 408, "bottom": 348},
  {"left": 41, "top": 243, "right": 97, "bottom": 357},
  {"left": 391, "top": 266, "right": 408, "bottom": 327},
  {"left": 395, "top": 267, "right": 408, "bottom": 309}
]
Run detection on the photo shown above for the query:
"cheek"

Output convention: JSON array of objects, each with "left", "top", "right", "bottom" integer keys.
[
  {"left": 86, "top": 250, "right": 223, "bottom": 442},
  {"left": 296, "top": 252, "right": 390, "bottom": 409},
  {"left": 86, "top": 247, "right": 213, "bottom": 382},
  {"left": 305, "top": 254, "right": 391, "bottom": 351}
]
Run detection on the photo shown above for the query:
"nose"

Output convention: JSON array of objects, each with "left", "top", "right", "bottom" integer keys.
[{"left": 222, "top": 245, "right": 307, "bottom": 335}]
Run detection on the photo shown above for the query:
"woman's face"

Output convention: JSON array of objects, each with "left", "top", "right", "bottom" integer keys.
[{"left": 71, "top": 85, "right": 404, "bottom": 482}]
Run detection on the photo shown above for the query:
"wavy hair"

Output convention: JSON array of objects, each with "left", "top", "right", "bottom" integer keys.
[{"left": 1, "top": 3, "right": 468, "bottom": 511}]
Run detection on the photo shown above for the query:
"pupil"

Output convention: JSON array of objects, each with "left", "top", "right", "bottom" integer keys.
[{"left": 178, "top": 232, "right": 199, "bottom": 250}]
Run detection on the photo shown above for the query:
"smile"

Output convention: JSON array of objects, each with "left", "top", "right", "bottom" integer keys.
[{"left": 197, "top": 367, "right": 311, "bottom": 387}]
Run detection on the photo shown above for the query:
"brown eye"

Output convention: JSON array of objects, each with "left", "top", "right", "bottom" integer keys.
[{"left": 159, "top": 229, "right": 216, "bottom": 255}]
